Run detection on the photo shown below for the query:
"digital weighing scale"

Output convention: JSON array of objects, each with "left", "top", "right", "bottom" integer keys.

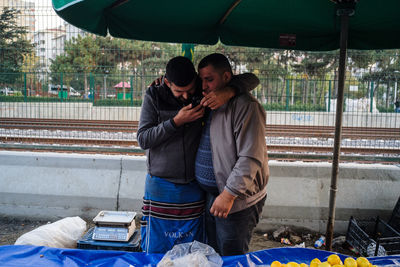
[{"left": 92, "top": 210, "right": 136, "bottom": 242}]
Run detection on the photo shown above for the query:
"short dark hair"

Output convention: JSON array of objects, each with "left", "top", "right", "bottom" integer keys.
[
  {"left": 165, "top": 56, "right": 196, "bottom": 87},
  {"left": 198, "top": 53, "right": 233, "bottom": 74}
]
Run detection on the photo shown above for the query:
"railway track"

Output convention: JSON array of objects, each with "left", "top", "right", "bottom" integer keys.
[
  {"left": 1, "top": 118, "right": 399, "bottom": 140},
  {"left": 1, "top": 118, "right": 399, "bottom": 163},
  {"left": 266, "top": 125, "right": 400, "bottom": 140},
  {"left": 1, "top": 137, "right": 397, "bottom": 155}
]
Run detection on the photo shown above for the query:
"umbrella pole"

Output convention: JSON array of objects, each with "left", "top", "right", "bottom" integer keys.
[{"left": 325, "top": 12, "right": 349, "bottom": 251}]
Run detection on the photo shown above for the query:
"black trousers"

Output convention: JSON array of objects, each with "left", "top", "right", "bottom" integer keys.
[{"left": 205, "top": 192, "right": 266, "bottom": 256}]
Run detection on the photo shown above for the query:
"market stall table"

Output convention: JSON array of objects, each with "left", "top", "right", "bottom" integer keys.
[{"left": 0, "top": 246, "right": 399, "bottom": 267}]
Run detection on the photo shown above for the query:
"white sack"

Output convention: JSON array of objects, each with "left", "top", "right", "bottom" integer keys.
[{"left": 15, "top": 216, "right": 87, "bottom": 248}]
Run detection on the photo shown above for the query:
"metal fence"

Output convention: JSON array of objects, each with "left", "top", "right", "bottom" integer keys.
[{"left": 1, "top": 1, "right": 399, "bottom": 157}]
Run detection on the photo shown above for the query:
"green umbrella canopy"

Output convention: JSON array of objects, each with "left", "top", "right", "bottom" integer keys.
[{"left": 53, "top": 0, "right": 400, "bottom": 51}]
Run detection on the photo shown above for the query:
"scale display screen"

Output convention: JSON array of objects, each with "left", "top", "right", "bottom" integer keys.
[
  {"left": 92, "top": 226, "right": 130, "bottom": 242},
  {"left": 92, "top": 211, "right": 137, "bottom": 242}
]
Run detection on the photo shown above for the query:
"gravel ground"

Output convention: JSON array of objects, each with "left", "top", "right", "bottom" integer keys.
[{"left": 0, "top": 215, "right": 357, "bottom": 257}]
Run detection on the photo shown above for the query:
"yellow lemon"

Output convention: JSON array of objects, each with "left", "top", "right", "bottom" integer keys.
[
  {"left": 287, "top": 262, "right": 300, "bottom": 267},
  {"left": 371, "top": 265, "right": 378, "bottom": 267},
  {"left": 300, "top": 263, "right": 309, "bottom": 267},
  {"left": 332, "top": 265, "right": 344, "bottom": 267},
  {"left": 311, "top": 259, "right": 322, "bottom": 264},
  {"left": 344, "top": 258, "right": 357, "bottom": 267},
  {"left": 356, "top": 257, "right": 370, "bottom": 267},
  {"left": 271, "top": 261, "right": 282, "bottom": 267},
  {"left": 318, "top": 262, "right": 331, "bottom": 267},
  {"left": 328, "top": 255, "right": 342, "bottom": 266},
  {"left": 310, "top": 258, "right": 322, "bottom": 267}
]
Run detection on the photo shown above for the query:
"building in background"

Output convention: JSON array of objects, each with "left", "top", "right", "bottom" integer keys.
[
  {"left": 2, "top": 0, "right": 87, "bottom": 75},
  {"left": 33, "top": 26, "right": 65, "bottom": 73},
  {"left": 32, "top": 22, "right": 87, "bottom": 76}
]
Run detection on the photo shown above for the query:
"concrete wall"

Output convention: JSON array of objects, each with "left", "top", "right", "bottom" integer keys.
[
  {"left": 266, "top": 111, "right": 400, "bottom": 128},
  {"left": 1, "top": 102, "right": 399, "bottom": 127},
  {"left": 0, "top": 151, "right": 399, "bottom": 233},
  {"left": 264, "top": 161, "right": 400, "bottom": 232}
]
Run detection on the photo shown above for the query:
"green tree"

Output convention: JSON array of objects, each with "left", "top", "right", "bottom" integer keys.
[
  {"left": 50, "top": 35, "right": 179, "bottom": 97},
  {"left": 21, "top": 53, "right": 40, "bottom": 96},
  {"left": 291, "top": 51, "right": 336, "bottom": 105},
  {"left": 0, "top": 8, "right": 33, "bottom": 85},
  {"left": 360, "top": 50, "right": 400, "bottom": 108}
]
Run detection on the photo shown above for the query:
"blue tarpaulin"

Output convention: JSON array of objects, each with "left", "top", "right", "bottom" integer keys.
[{"left": 0, "top": 245, "right": 399, "bottom": 267}]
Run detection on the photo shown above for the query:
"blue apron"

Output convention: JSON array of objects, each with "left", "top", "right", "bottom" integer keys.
[{"left": 140, "top": 174, "right": 205, "bottom": 253}]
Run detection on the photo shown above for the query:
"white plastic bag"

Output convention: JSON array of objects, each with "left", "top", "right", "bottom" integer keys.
[
  {"left": 157, "top": 240, "right": 223, "bottom": 267},
  {"left": 367, "top": 241, "right": 387, "bottom": 257},
  {"left": 15, "top": 216, "right": 87, "bottom": 248}
]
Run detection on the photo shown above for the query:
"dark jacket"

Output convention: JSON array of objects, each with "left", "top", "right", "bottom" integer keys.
[
  {"left": 137, "top": 82, "right": 201, "bottom": 184},
  {"left": 137, "top": 74, "right": 260, "bottom": 184}
]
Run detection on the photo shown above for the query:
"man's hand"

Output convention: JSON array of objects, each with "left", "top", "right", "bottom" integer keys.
[
  {"left": 201, "top": 87, "right": 235, "bottom": 110},
  {"left": 173, "top": 104, "right": 205, "bottom": 127},
  {"left": 210, "top": 189, "right": 237, "bottom": 218}
]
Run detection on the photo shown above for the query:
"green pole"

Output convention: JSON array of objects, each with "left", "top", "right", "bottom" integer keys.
[
  {"left": 90, "top": 73, "right": 95, "bottom": 104},
  {"left": 370, "top": 81, "right": 374, "bottom": 113},
  {"left": 135, "top": 72, "right": 138, "bottom": 100},
  {"left": 60, "top": 72, "right": 63, "bottom": 102},
  {"left": 328, "top": 80, "right": 331, "bottom": 112},
  {"left": 23, "top": 72, "right": 27, "bottom": 102},
  {"left": 181, "top": 44, "right": 195, "bottom": 62},
  {"left": 285, "top": 79, "right": 290, "bottom": 111},
  {"left": 130, "top": 76, "right": 134, "bottom": 106}
]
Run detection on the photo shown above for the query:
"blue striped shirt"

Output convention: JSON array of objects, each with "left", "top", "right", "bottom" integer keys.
[{"left": 195, "top": 112, "right": 218, "bottom": 193}]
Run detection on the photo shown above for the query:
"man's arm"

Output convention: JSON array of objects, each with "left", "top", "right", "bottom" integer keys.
[
  {"left": 226, "top": 98, "right": 266, "bottom": 196},
  {"left": 229, "top": 73, "right": 260, "bottom": 94},
  {"left": 201, "top": 73, "right": 260, "bottom": 110},
  {"left": 210, "top": 97, "right": 266, "bottom": 218},
  {"left": 137, "top": 89, "right": 178, "bottom": 149}
]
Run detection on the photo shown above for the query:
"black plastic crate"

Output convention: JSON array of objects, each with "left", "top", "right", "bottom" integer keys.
[
  {"left": 346, "top": 217, "right": 375, "bottom": 256},
  {"left": 346, "top": 217, "right": 400, "bottom": 256},
  {"left": 77, "top": 227, "right": 141, "bottom": 252},
  {"left": 374, "top": 218, "right": 400, "bottom": 255}
]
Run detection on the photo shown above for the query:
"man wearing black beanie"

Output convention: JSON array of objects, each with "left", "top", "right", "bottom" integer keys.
[{"left": 137, "top": 56, "right": 259, "bottom": 253}]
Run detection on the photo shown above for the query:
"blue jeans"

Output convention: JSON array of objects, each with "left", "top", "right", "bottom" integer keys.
[{"left": 205, "top": 192, "right": 266, "bottom": 256}]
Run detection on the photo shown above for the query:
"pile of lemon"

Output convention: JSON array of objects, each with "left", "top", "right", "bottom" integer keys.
[{"left": 271, "top": 255, "right": 377, "bottom": 267}]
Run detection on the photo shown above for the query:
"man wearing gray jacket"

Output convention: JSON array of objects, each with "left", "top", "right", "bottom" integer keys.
[{"left": 195, "top": 53, "right": 269, "bottom": 256}]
